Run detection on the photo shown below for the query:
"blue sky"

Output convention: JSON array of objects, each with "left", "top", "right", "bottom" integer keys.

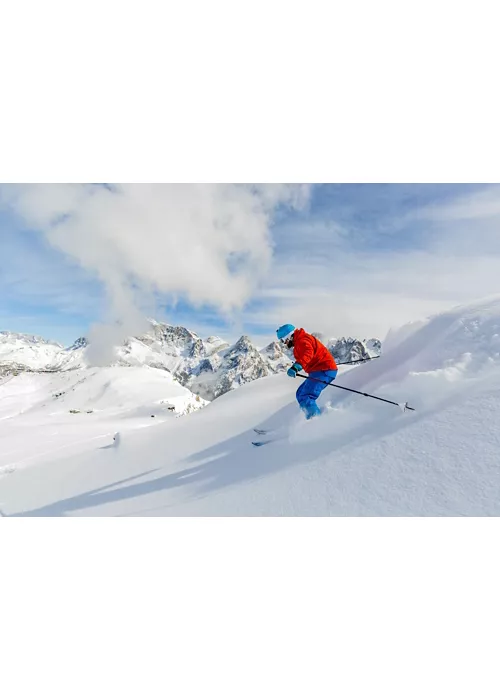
[
  {"left": 0, "top": 209, "right": 102, "bottom": 343},
  {"left": 1, "top": 183, "right": 499, "bottom": 347}
]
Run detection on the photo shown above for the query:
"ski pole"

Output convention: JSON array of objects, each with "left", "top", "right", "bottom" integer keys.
[
  {"left": 336, "top": 356, "right": 380, "bottom": 366},
  {"left": 295, "top": 373, "right": 415, "bottom": 412}
]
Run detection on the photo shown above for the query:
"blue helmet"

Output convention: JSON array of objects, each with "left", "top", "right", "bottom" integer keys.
[{"left": 276, "top": 324, "right": 295, "bottom": 341}]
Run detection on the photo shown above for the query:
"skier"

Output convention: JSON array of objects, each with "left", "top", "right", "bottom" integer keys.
[{"left": 276, "top": 324, "right": 338, "bottom": 419}]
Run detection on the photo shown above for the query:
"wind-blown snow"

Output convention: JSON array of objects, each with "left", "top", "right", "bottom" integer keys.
[{"left": 2, "top": 297, "right": 500, "bottom": 516}]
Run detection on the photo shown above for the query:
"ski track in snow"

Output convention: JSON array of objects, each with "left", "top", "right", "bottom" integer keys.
[{"left": 2, "top": 296, "right": 500, "bottom": 516}]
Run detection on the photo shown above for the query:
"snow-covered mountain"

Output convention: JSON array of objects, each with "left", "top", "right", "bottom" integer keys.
[
  {"left": 0, "top": 331, "right": 82, "bottom": 374},
  {"left": 0, "top": 331, "right": 62, "bottom": 373},
  {"left": 2, "top": 295, "right": 500, "bottom": 516},
  {"left": 315, "top": 334, "right": 382, "bottom": 365},
  {"left": 0, "top": 323, "right": 381, "bottom": 401}
]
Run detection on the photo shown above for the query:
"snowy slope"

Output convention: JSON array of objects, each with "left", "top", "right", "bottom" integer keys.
[
  {"left": 2, "top": 296, "right": 500, "bottom": 516},
  {"left": 0, "top": 366, "right": 206, "bottom": 479}
]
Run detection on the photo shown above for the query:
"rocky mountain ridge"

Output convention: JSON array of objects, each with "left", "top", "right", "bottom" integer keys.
[{"left": 0, "top": 324, "right": 381, "bottom": 400}]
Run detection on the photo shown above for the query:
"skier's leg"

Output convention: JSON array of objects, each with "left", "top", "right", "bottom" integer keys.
[
  {"left": 311, "top": 369, "right": 337, "bottom": 392},
  {"left": 296, "top": 377, "right": 323, "bottom": 419},
  {"left": 296, "top": 380, "right": 307, "bottom": 405},
  {"left": 298, "top": 370, "right": 338, "bottom": 419}
]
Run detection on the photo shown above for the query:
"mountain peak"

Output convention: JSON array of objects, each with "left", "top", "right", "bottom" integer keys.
[
  {"left": 0, "top": 323, "right": 381, "bottom": 401},
  {"left": 67, "top": 337, "right": 89, "bottom": 351},
  {"left": 0, "top": 330, "right": 63, "bottom": 348},
  {"left": 229, "top": 335, "right": 256, "bottom": 354}
]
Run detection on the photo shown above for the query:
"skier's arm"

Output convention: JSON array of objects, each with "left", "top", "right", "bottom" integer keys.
[{"left": 295, "top": 336, "right": 315, "bottom": 371}]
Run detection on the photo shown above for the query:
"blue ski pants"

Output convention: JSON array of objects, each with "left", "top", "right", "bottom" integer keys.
[{"left": 296, "top": 369, "right": 338, "bottom": 419}]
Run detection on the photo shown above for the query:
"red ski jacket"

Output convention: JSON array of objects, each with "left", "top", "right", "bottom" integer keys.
[{"left": 293, "top": 328, "right": 337, "bottom": 373}]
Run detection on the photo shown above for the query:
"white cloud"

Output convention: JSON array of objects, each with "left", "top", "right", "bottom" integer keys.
[
  {"left": 2, "top": 183, "right": 311, "bottom": 358},
  {"left": 254, "top": 185, "right": 500, "bottom": 343},
  {"left": 4, "top": 183, "right": 500, "bottom": 350},
  {"left": 257, "top": 251, "right": 500, "bottom": 342},
  {"left": 413, "top": 185, "right": 500, "bottom": 223}
]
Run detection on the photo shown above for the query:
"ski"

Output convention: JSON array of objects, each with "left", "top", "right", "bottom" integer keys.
[
  {"left": 253, "top": 427, "right": 278, "bottom": 435},
  {"left": 252, "top": 439, "right": 280, "bottom": 447}
]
